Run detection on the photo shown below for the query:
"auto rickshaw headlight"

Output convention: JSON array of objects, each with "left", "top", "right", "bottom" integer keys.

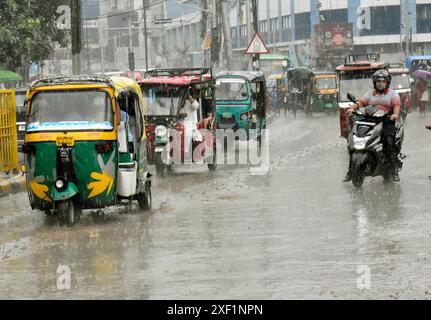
[
  {"left": 155, "top": 125, "right": 167, "bottom": 137},
  {"left": 54, "top": 178, "right": 67, "bottom": 191},
  {"left": 240, "top": 113, "right": 249, "bottom": 121},
  {"left": 318, "top": 95, "right": 323, "bottom": 99}
]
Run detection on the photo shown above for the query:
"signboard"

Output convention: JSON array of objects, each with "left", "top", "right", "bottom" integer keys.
[
  {"left": 201, "top": 30, "right": 212, "bottom": 50},
  {"left": 315, "top": 23, "right": 353, "bottom": 51},
  {"left": 260, "top": 54, "right": 290, "bottom": 61},
  {"left": 245, "top": 33, "right": 270, "bottom": 55}
]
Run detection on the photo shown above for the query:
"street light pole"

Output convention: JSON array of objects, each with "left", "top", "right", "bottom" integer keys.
[{"left": 143, "top": 0, "right": 149, "bottom": 71}]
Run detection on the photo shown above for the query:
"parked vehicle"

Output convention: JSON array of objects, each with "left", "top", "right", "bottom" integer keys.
[{"left": 22, "top": 76, "right": 152, "bottom": 226}]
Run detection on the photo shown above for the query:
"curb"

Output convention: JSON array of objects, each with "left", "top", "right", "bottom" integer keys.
[{"left": 0, "top": 175, "right": 26, "bottom": 197}]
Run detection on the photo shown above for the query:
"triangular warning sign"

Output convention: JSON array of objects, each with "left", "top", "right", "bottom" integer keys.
[{"left": 245, "top": 32, "right": 270, "bottom": 54}]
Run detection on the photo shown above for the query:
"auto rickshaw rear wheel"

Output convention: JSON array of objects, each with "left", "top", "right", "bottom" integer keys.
[{"left": 138, "top": 182, "right": 152, "bottom": 211}]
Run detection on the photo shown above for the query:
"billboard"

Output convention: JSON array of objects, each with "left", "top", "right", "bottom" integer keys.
[{"left": 315, "top": 23, "right": 353, "bottom": 51}]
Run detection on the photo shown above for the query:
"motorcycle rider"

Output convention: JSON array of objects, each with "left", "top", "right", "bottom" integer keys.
[{"left": 343, "top": 70, "right": 402, "bottom": 182}]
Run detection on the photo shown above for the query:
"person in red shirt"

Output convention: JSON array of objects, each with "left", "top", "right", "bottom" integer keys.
[
  {"left": 343, "top": 70, "right": 402, "bottom": 182},
  {"left": 415, "top": 78, "right": 427, "bottom": 115}
]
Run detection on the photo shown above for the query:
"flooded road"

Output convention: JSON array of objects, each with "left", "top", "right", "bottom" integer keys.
[{"left": 2, "top": 113, "right": 431, "bottom": 299}]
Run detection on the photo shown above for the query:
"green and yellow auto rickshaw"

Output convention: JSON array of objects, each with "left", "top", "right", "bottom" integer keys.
[
  {"left": 311, "top": 73, "right": 338, "bottom": 113},
  {"left": 215, "top": 71, "right": 268, "bottom": 145},
  {"left": 22, "top": 76, "right": 152, "bottom": 226}
]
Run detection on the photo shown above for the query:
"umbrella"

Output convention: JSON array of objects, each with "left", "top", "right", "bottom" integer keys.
[
  {"left": 0, "top": 70, "right": 22, "bottom": 82},
  {"left": 412, "top": 69, "right": 431, "bottom": 80}
]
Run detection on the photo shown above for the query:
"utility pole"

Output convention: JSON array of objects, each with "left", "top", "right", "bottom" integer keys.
[
  {"left": 143, "top": 0, "right": 149, "bottom": 71},
  {"left": 220, "top": 0, "right": 233, "bottom": 70},
  {"left": 201, "top": 0, "right": 209, "bottom": 66},
  {"left": 71, "top": 0, "right": 82, "bottom": 75},
  {"left": 404, "top": 0, "right": 411, "bottom": 56},
  {"left": 251, "top": 0, "right": 259, "bottom": 70}
]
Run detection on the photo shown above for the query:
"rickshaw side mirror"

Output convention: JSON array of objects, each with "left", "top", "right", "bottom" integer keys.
[{"left": 347, "top": 93, "right": 356, "bottom": 103}]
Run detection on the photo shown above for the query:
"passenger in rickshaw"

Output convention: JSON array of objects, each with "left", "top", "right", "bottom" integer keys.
[
  {"left": 116, "top": 97, "right": 137, "bottom": 155},
  {"left": 181, "top": 88, "right": 203, "bottom": 154},
  {"left": 201, "top": 92, "right": 213, "bottom": 129}
]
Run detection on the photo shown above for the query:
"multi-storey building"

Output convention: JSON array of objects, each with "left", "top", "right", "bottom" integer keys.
[{"left": 158, "top": 0, "right": 431, "bottom": 71}]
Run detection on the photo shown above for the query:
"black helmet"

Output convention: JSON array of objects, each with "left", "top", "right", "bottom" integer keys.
[{"left": 372, "top": 70, "right": 391, "bottom": 89}]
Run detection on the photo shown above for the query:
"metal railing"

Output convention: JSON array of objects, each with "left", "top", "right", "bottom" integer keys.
[{"left": 0, "top": 90, "right": 18, "bottom": 174}]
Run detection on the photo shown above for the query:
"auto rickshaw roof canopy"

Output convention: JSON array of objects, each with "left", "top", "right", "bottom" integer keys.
[
  {"left": 336, "top": 61, "right": 388, "bottom": 71},
  {"left": 287, "top": 68, "right": 314, "bottom": 80},
  {"left": 388, "top": 68, "right": 410, "bottom": 75},
  {"left": 140, "top": 68, "right": 213, "bottom": 86},
  {"left": 216, "top": 71, "right": 266, "bottom": 83},
  {"left": 314, "top": 73, "right": 336, "bottom": 79}
]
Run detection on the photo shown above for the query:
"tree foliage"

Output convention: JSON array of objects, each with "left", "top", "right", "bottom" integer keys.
[{"left": 0, "top": 0, "right": 69, "bottom": 72}]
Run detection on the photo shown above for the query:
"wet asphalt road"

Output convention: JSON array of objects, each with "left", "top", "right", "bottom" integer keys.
[{"left": 2, "top": 112, "right": 431, "bottom": 299}]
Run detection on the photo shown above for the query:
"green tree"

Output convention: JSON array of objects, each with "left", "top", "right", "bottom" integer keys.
[{"left": 0, "top": 0, "right": 68, "bottom": 80}]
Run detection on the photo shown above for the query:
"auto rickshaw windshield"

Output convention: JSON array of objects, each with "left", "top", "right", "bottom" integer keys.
[
  {"left": 215, "top": 78, "right": 248, "bottom": 101},
  {"left": 144, "top": 87, "right": 184, "bottom": 116},
  {"left": 391, "top": 74, "right": 410, "bottom": 89},
  {"left": 315, "top": 77, "right": 336, "bottom": 90},
  {"left": 27, "top": 89, "right": 113, "bottom": 131},
  {"left": 339, "top": 71, "right": 374, "bottom": 102}
]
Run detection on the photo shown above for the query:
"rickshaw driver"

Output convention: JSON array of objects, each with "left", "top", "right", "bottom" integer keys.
[{"left": 343, "top": 70, "right": 402, "bottom": 183}]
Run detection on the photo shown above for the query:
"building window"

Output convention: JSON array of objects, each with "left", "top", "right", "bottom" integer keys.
[
  {"left": 295, "top": 12, "right": 311, "bottom": 40},
  {"left": 259, "top": 20, "right": 268, "bottom": 33},
  {"left": 110, "top": 0, "right": 118, "bottom": 10},
  {"left": 320, "top": 9, "right": 348, "bottom": 23},
  {"left": 359, "top": 6, "right": 400, "bottom": 36},
  {"left": 282, "top": 15, "right": 291, "bottom": 29},
  {"left": 240, "top": 24, "right": 247, "bottom": 37},
  {"left": 417, "top": 4, "right": 431, "bottom": 33},
  {"left": 270, "top": 18, "right": 279, "bottom": 31},
  {"left": 231, "top": 27, "right": 236, "bottom": 41}
]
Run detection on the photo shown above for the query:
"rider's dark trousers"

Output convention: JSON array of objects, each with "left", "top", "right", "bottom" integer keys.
[{"left": 381, "top": 120, "right": 398, "bottom": 174}]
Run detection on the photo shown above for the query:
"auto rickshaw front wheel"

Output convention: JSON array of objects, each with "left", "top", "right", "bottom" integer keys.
[
  {"left": 57, "top": 200, "right": 80, "bottom": 227},
  {"left": 138, "top": 182, "right": 152, "bottom": 211},
  {"left": 155, "top": 152, "right": 167, "bottom": 178}
]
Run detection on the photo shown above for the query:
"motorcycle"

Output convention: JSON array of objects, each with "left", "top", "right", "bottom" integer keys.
[{"left": 346, "top": 93, "right": 405, "bottom": 187}]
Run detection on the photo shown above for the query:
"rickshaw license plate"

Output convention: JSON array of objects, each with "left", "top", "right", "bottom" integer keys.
[
  {"left": 223, "top": 112, "right": 233, "bottom": 118},
  {"left": 56, "top": 136, "right": 75, "bottom": 147}
]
